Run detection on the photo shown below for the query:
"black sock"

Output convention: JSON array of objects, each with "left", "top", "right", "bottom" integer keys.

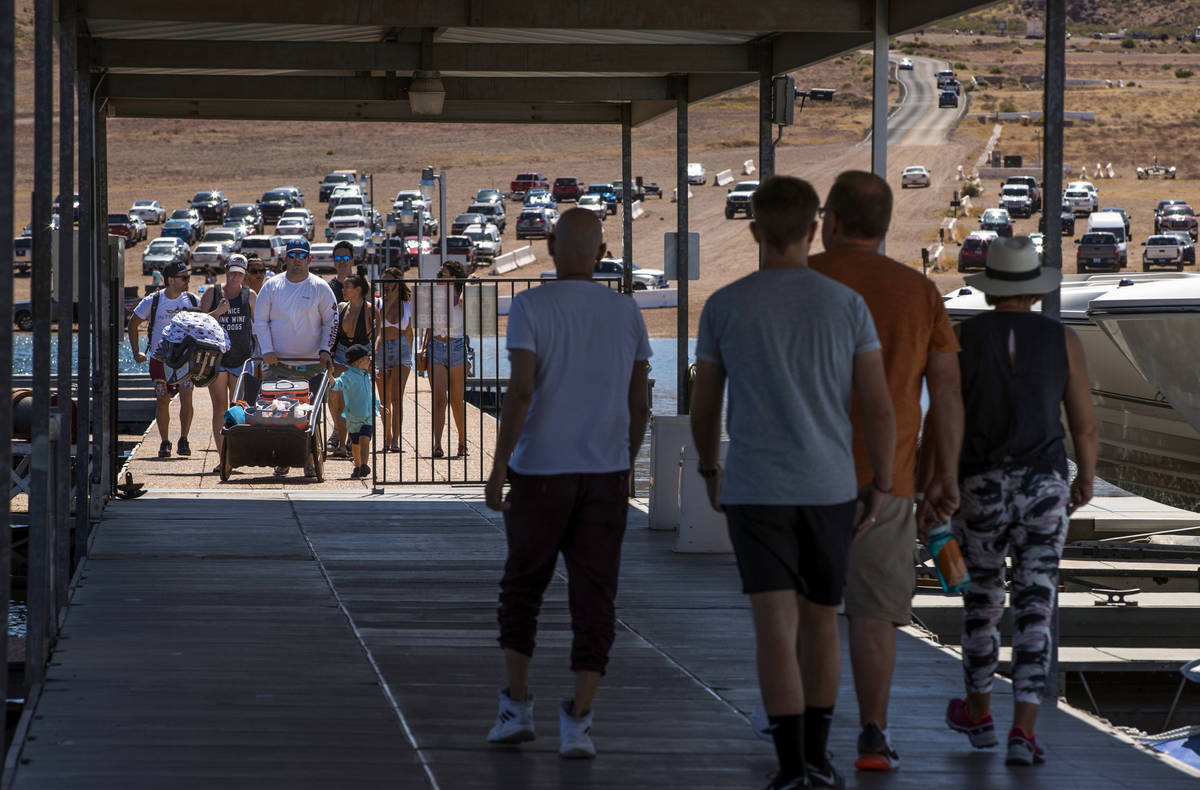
[
  {"left": 804, "top": 706, "right": 834, "bottom": 768},
  {"left": 767, "top": 714, "right": 806, "bottom": 780}
]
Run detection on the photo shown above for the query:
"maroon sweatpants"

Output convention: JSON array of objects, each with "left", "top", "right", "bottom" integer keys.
[{"left": 497, "top": 469, "right": 629, "bottom": 674}]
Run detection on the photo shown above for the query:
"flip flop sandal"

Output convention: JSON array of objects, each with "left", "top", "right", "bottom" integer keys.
[{"left": 432, "top": 448, "right": 444, "bottom": 458}]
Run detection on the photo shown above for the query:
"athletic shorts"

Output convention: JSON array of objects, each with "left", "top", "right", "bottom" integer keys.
[
  {"left": 724, "top": 501, "right": 856, "bottom": 602},
  {"left": 347, "top": 422, "right": 374, "bottom": 441},
  {"left": 148, "top": 358, "right": 192, "bottom": 396},
  {"left": 842, "top": 494, "right": 918, "bottom": 625}
]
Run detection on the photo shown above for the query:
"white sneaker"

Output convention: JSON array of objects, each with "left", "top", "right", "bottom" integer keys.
[
  {"left": 558, "top": 700, "right": 596, "bottom": 759},
  {"left": 487, "top": 688, "right": 536, "bottom": 744}
]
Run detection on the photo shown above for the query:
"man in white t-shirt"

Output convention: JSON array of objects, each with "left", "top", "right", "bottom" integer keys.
[
  {"left": 251, "top": 237, "right": 338, "bottom": 477},
  {"left": 128, "top": 261, "right": 200, "bottom": 459},
  {"left": 484, "top": 208, "right": 651, "bottom": 760}
]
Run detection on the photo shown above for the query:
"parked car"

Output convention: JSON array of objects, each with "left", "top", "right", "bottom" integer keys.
[
  {"left": 390, "top": 208, "right": 438, "bottom": 238},
  {"left": 448, "top": 212, "right": 483, "bottom": 237},
  {"left": 327, "top": 193, "right": 367, "bottom": 219},
  {"left": 516, "top": 208, "right": 555, "bottom": 239},
  {"left": 1142, "top": 234, "right": 1187, "bottom": 271},
  {"left": 686, "top": 163, "right": 707, "bottom": 185},
  {"left": 12, "top": 235, "right": 31, "bottom": 273},
  {"left": 274, "top": 218, "right": 312, "bottom": 240},
  {"left": 585, "top": 184, "right": 618, "bottom": 214},
  {"left": 1165, "top": 231, "right": 1197, "bottom": 265},
  {"left": 898, "top": 57, "right": 914, "bottom": 70},
  {"left": 999, "top": 184, "right": 1033, "bottom": 218},
  {"left": 1075, "top": 231, "right": 1121, "bottom": 272},
  {"left": 401, "top": 236, "right": 434, "bottom": 269},
  {"left": 523, "top": 189, "right": 556, "bottom": 209},
  {"left": 52, "top": 193, "right": 80, "bottom": 223},
  {"left": 463, "top": 223, "right": 502, "bottom": 261},
  {"left": 274, "top": 185, "right": 305, "bottom": 208},
  {"left": 957, "top": 230, "right": 998, "bottom": 272},
  {"left": 979, "top": 208, "right": 1013, "bottom": 237},
  {"left": 900, "top": 166, "right": 931, "bottom": 188},
  {"left": 613, "top": 179, "right": 663, "bottom": 200},
  {"left": 541, "top": 257, "right": 668, "bottom": 290},
  {"left": 188, "top": 241, "right": 232, "bottom": 273},
  {"left": 1157, "top": 203, "right": 1198, "bottom": 239},
  {"left": 443, "top": 235, "right": 476, "bottom": 267},
  {"left": 552, "top": 177, "right": 586, "bottom": 203},
  {"left": 1154, "top": 199, "right": 1190, "bottom": 234},
  {"left": 473, "top": 188, "right": 505, "bottom": 207},
  {"left": 160, "top": 219, "right": 198, "bottom": 244},
  {"left": 1004, "top": 175, "right": 1042, "bottom": 212},
  {"left": 510, "top": 172, "right": 548, "bottom": 196},
  {"left": 1039, "top": 202, "right": 1075, "bottom": 236},
  {"left": 257, "top": 189, "right": 296, "bottom": 224},
  {"left": 240, "top": 234, "right": 286, "bottom": 263},
  {"left": 169, "top": 208, "right": 206, "bottom": 241},
  {"left": 577, "top": 194, "right": 608, "bottom": 221},
  {"left": 308, "top": 242, "right": 336, "bottom": 274},
  {"left": 128, "top": 199, "right": 167, "bottom": 224},
  {"left": 279, "top": 208, "right": 315, "bottom": 239},
  {"left": 319, "top": 170, "right": 357, "bottom": 202},
  {"left": 1063, "top": 189, "right": 1095, "bottom": 216},
  {"left": 938, "top": 90, "right": 958, "bottom": 108},
  {"left": 330, "top": 228, "right": 370, "bottom": 261},
  {"left": 393, "top": 189, "right": 429, "bottom": 211},
  {"left": 188, "top": 190, "right": 229, "bottom": 224},
  {"left": 725, "top": 181, "right": 759, "bottom": 219},
  {"left": 468, "top": 202, "right": 506, "bottom": 233},
  {"left": 226, "top": 204, "right": 263, "bottom": 235},
  {"left": 107, "top": 213, "right": 139, "bottom": 245},
  {"left": 200, "top": 226, "right": 244, "bottom": 253},
  {"left": 128, "top": 214, "right": 148, "bottom": 242},
  {"left": 1099, "top": 207, "right": 1131, "bottom": 239},
  {"left": 325, "top": 207, "right": 368, "bottom": 238}
]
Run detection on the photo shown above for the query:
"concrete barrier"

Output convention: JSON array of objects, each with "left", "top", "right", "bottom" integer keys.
[
  {"left": 714, "top": 168, "right": 734, "bottom": 186},
  {"left": 631, "top": 287, "right": 678, "bottom": 309},
  {"left": 488, "top": 245, "right": 535, "bottom": 275},
  {"left": 1106, "top": 162, "right": 1116, "bottom": 179},
  {"left": 630, "top": 200, "right": 644, "bottom": 220},
  {"left": 514, "top": 246, "right": 536, "bottom": 268},
  {"left": 671, "top": 187, "right": 694, "bottom": 202},
  {"left": 676, "top": 443, "right": 732, "bottom": 553},
  {"left": 742, "top": 159, "right": 756, "bottom": 175},
  {"left": 649, "top": 415, "right": 692, "bottom": 531}
]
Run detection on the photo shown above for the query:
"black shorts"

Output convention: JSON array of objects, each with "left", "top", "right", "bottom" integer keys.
[{"left": 724, "top": 501, "right": 856, "bottom": 603}]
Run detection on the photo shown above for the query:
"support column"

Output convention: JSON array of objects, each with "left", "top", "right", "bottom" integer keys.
[
  {"left": 75, "top": 43, "right": 93, "bottom": 553},
  {"left": 620, "top": 104, "right": 633, "bottom": 295},
  {"left": 28, "top": 0, "right": 54, "bottom": 688},
  {"left": 0, "top": 0, "right": 15, "bottom": 708},
  {"left": 56, "top": 6, "right": 75, "bottom": 612},
  {"left": 95, "top": 107, "right": 114, "bottom": 499},
  {"left": 1041, "top": 0, "right": 1066, "bottom": 321},
  {"left": 872, "top": 0, "right": 889, "bottom": 255},
  {"left": 676, "top": 89, "right": 689, "bottom": 415},
  {"left": 758, "top": 48, "right": 773, "bottom": 270}
]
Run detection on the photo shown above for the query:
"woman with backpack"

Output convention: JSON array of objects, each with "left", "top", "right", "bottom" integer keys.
[{"left": 199, "top": 255, "right": 256, "bottom": 471}]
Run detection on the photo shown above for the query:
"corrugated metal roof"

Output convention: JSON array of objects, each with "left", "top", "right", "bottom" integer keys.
[{"left": 86, "top": 20, "right": 391, "bottom": 42}]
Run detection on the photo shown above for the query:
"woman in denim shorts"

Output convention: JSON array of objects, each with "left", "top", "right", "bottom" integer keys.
[
  {"left": 328, "top": 274, "right": 376, "bottom": 456},
  {"left": 375, "top": 267, "right": 413, "bottom": 453},
  {"left": 418, "top": 260, "right": 471, "bottom": 458}
]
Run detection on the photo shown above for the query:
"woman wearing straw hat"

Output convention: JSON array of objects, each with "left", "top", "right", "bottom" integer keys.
[{"left": 937, "top": 236, "right": 1098, "bottom": 766}]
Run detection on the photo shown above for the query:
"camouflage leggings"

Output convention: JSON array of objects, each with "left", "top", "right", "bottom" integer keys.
[{"left": 952, "top": 466, "right": 1069, "bottom": 705}]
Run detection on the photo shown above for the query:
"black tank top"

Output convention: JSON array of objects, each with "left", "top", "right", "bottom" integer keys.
[
  {"left": 958, "top": 311, "right": 1068, "bottom": 478},
  {"left": 336, "top": 301, "right": 371, "bottom": 348},
  {"left": 213, "top": 284, "right": 253, "bottom": 369}
]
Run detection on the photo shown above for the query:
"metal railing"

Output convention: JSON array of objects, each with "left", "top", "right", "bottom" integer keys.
[{"left": 365, "top": 275, "right": 621, "bottom": 485}]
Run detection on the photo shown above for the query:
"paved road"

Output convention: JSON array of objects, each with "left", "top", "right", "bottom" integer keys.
[{"left": 863, "top": 54, "right": 968, "bottom": 148}]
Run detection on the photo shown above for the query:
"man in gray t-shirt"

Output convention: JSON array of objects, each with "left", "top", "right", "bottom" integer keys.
[
  {"left": 690, "top": 176, "right": 896, "bottom": 789},
  {"left": 484, "top": 208, "right": 651, "bottom": 760}
]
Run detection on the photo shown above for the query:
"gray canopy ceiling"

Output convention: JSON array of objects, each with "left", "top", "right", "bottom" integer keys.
[{"left": 75, "top": 0, "right": 997, "bottom": 124}]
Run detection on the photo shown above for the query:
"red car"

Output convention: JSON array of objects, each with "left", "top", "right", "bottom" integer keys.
[
  {"left": 552, "top": 177, "right": 585, "bottom": 203},
  {"left": 107, "top": 213, "right": 137, "bottom": 244},
  {"left": 510, "top": 172, "right": 548, "bottom": 196},
  {"left": 957, "top": 232, "right": 997, "bottom": 273}
]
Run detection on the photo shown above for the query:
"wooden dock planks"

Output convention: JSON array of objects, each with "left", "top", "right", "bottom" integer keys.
[{"left": 7, "top": 491, "right": 1198, "bottom": 788}]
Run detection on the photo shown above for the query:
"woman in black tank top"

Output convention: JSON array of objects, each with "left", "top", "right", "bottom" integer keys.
[
  {"left": 935, "top": 237, "right": 1097, "bottom": 759},
  {"left": 328, "top": 275, "right": 375, "bottom": 456},
  {"left": 199, "top": 258, "right": 257, "bottom": 467}
]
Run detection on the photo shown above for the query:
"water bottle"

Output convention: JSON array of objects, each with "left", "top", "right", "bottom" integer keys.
[{"left": 926, "top": 522, "right": 969, "bottom": 594}]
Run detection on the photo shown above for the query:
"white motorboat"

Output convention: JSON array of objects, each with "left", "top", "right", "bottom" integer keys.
[{"left": 943, "top": 272, "right": 1200, "bottom": 510}]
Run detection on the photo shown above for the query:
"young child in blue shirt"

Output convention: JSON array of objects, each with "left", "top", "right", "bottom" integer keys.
[{"left": 332, "top": 344, "right": 379, "bottom": 478}]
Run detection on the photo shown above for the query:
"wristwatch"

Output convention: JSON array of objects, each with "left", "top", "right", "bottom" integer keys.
[{"left": 697, "top": 465, "right": 721, "bottom": 479}]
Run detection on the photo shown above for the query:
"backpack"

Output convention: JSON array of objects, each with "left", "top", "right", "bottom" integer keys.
[{"left": 145, "top": 289, "right": 199, "bottom": 351}]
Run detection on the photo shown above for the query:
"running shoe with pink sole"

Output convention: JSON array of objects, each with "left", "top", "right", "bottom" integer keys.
[{"left": 945, "top": 698, "right": 998, "bottom": 748}]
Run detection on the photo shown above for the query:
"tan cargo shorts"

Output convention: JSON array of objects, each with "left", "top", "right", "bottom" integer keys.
[{"left": 843, "top": 493, "right": 918, "bottom": 626}]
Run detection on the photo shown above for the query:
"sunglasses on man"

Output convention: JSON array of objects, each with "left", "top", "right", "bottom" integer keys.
[
  {"left": 247, "top": 267, "right": 266, "bottom": 274},
  {"left": 286, "top": 251, "right": 310, "bottom": 259},
  {"left": 332, "top": 254, "right": 353, "bottom": 262}
]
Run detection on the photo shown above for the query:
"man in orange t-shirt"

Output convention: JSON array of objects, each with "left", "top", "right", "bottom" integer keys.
[{"left": 808, "top": 171, "right": 964, "bottom": 772}]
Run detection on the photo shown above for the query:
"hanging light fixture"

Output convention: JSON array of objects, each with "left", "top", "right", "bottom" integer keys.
[{"left": 409, "top": 70, "right": 446, "bottom": 116}]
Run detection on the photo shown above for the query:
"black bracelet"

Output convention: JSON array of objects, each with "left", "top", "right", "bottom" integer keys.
[{"left": 697, "top": 465, "right": 721, "bottom": 479}]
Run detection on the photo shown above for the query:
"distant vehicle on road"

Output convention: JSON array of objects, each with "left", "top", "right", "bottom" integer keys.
[
  {"left": 999, "top": 184, "right": 1033, "bottom": 218},
  {"left": 938, "top": 89, "right": 959, "bottom": 108},
  {"left": 901, "top": 166, "right": 931, "bottom": 188},
  {"left": 935, "top": 69, "right": 956, "bottom": 88},
  {"left": 957, "top": 230, "right": 998, "bottom": 272},
  {"left": 686, "top": 162, "right": 707, "bottom": 185},
  {"left": 725, "top": 180, "right": 759, "bottom": 219},
  {"left": 898, "top": 57, "right": 914, "bottom": 70},
  {"left": 979, "top": 208, "right": 1013, "bottom": 237}
]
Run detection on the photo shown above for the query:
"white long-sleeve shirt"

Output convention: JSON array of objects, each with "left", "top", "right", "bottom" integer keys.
[{"left": 252, "top": 273, "right": 339, "bottom": 360}]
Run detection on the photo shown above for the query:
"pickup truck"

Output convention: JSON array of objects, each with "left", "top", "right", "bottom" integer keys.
[
  {"left": 1003, "top": 175, "right": 1042, "bottom": 212},
  {"left": 1063, "top": 189, "right": 1096, "bottom": 216},
  {"left": 12, "top": 235, "right": 31, "bottom": 273},
  {"left": 1141, "top": 234, "right": 1186, "bottom": 271},
  {"left": 1075, "top": 231, "right": 1121, "bottom": 272},
  {"left": 999, "top": 185, "right": 1033, "bottom": 218},
  {"left": 1156, "top": 204, "right": 1198, "bottom": 239},
  {"left": 510, "top": 172, "right": 549, "bottom": 196}
]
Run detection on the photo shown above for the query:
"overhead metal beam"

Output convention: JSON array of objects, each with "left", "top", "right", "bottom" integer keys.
[
  {"left": 771, "top": 31, "right": 871, "bottom": 74},
  {"left": 106, "top": 98, "right": 626, "bottom": 124},
  {"left": 82, "top": 0, "right": 872, "bottom": 31},
  {"left": 102, "top": 73, "right": 696, "bottom": 103},
  {"left": 91, "top": 39, "right": 759, "bottom": 74}
]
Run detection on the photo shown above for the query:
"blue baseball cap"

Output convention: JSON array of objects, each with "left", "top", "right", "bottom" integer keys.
[{"left": 284, "top": 237, "right": 311, "bottom": 256}]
